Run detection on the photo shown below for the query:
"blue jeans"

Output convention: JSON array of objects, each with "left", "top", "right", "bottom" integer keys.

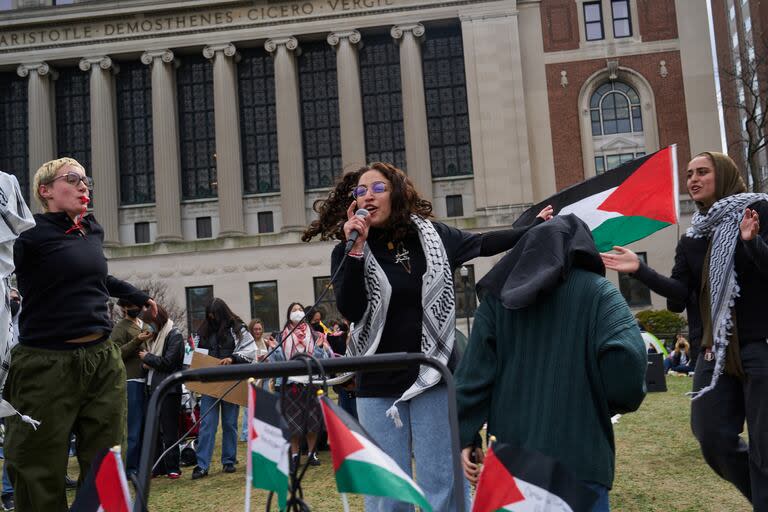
[
  {"left": 126, "top": 381, "right": 146, "bottom": 474},
  {"left": 584, "top": 482, "right": 610, "bottom": 512},
  {"left": 356, "top": 386, "right": 470, "bottom": 512},
  {"left": 0, "top": 447, "right": 12, "bottom": 496},
  {"left": 240, "top": 410, "right": 248, "bottom": 442},
  {"left": 195, "top": 395, "right": 239, "bottom": 471}
]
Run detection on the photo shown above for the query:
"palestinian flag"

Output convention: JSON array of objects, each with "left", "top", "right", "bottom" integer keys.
[
  {"left": 247, "top": 382, "right": 290, "bottom": 511},
  {"left": 318, "top": 394, "right": 432, "bottom": 511},
  {"left": 515, "top": 146, "right": 679, "bottom": 251},
  {"left": 472, "top": 443, "right": 597, "bottom": 512},
  {"left": 70, "top": 446, "right": 132, "bottom": 512}
]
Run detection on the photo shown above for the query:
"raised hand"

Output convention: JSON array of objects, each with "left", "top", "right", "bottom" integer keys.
[
  {"left": 537, "top": 204, "right": 554, "bottom": 221},
  {"left": 600, "top": 246, "right": 641, "bottom": 273},
  {"left": 740, "top": 208, "right": 760, "bottom": 241}
]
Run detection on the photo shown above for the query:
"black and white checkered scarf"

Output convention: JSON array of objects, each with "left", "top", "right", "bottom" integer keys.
[
  {"left": 347, "top": 215, "right": 455, "bottom": 426},
  {"left": 686, "top": 192, "right": 768, "bottom": 398}
]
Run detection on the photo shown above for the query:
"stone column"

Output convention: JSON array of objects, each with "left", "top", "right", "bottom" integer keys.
[
  {"left": 17, "top": 62, "right": 56, "bottom": 210},
  {"left": 203, "top": 43, "right": 245, "bottom": 237},
  {"left": 80, "top": 56, "right": 120, "bottom": 246},
  {"left": 327, "top": 30, "right": 366, "bottom": 168},
  {"left": 141, "top": 49, "right": 183, "bottom": 242},
  {"left": 391, "top": 23, "right": 432, "bottom": 201},
  {"left": 265, "top": 37, "right": 306, "bottom": 231}
]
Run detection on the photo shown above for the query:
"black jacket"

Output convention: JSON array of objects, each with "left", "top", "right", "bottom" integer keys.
[
  {"left": 633, "top": 200, "right": 768, "bottom": 349},
  {"left": 14, "top": 212, "right": 150, "bottom": 349},
  {"left": 196, "top": 323, "right": 250, "bottom": 364},
  {"left": 143, "top": 327, "right": 185, "bottom": 394}
]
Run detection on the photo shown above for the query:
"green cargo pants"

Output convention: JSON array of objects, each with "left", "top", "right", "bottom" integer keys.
[{"left": 4, "top": 341, "right": 127, "bottom": 512}]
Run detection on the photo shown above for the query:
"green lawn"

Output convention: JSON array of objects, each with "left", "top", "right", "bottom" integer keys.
[{"left": 43, "top": 377, "right": 750, "bottom": 510}]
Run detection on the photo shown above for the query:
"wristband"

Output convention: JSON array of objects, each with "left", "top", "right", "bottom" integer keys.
[{"left": 348, "top": 251, "right": 364, "bottom": 259}]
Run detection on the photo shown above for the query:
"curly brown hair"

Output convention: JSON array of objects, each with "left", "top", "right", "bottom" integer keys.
[{"left": 302, "top": 162, "right": 433, "bottom": 243}]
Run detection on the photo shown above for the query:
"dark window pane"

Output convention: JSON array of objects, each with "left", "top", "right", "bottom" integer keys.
[
  {"left": 196, "top": 216, "right": 212, "bottom": 239},
  {"left": 134, "top": 222, "right": 150, "bottom": 244},
  {"left": 238, "top": 48, "right": 279, "bottom": 194},
  {"left": 423, "top": 24, "right": 473, "bottom": 178},
  {"left": 117, "top": 62, "right": 154, "bottom": 205},
  {"left": 299, "top": 42, "right": 342, "bottom": 189},
  {"left": 453, "top": 265, "right": 477, "bottom": 319},
  {"left": 177, "top": 57, "right": 216, "bottom": 199},
  {"left": 0, "top": 73, "right": 29, "bottom": 201},
  {"left": 56, "top": 67, "right": 91, "bottom": 183},
  {"left": 313, "top": 276, "right": 341, "bottom": 324},
  {"left": 250, "top": 281, "right": 279, "bottom": 333},
  {"left": 595, "top": 156, "right": 605, "bottom": 175},
  {"left": 257, "top": 211, "right": 274, "bottom": 233},
  {"left": 360, "top": 34, "right": 406, "bottom": 170},
  {"left": 186, "top": 285, "right": 213, "bottom": 335},
  {"left": 619, "top": 252, "right": 651, "bottom": 307},
  {"left": 446, "top": 194, "right": 463, "bottom": 217}
]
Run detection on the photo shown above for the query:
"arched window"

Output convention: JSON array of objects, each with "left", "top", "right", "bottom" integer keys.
[{"left": 590, "top": 81, "right": 642, "bottom": 136}]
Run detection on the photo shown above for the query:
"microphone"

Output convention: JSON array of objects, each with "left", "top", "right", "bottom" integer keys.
[{"left": 345, "top": 208, "right": 370, "bottom": 253}]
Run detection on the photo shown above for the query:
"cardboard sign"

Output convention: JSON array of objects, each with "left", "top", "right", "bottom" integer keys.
[{"left": 185, "top": 352, "right": 249, "bottom": 406}]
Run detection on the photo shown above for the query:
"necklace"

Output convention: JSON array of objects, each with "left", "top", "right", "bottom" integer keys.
[{"left": 387, "top": 241, "right": 411, "bottom": 274}]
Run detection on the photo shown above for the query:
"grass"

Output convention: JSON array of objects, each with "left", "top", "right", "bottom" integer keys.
[{"left": 13, "top": 377, "right": 751, "bottom": 511}]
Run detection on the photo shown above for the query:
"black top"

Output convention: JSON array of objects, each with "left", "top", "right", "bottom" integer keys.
[
  {"left": 633, "top": 200, "right": 768, "bottom": 347},
  {"left": 196, "top": 323, "right": 250, "bottom": 364},
  {"left": 142, "top": 327, "right": 185, "bottom": 394},
  {"left": 331, "top": 218, "right": 543, "bottom": 397},
  {"left": 14, "top": 212, "right": 151, "bottom": 350}
]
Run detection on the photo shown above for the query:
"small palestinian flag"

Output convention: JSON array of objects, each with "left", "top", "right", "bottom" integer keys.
[
  {"left": 69, "top": 446, "right": 132, "bottom": 512},
  {"left": 247, "top": 382, "right": 290, "bottom": 511},
  {"left": 318, "top": 394, "right": 433, "bottom": 511},
  {"left": 515, "top": 146, "right": 679, "bottom": 251},
  {"left": 472, "top": 443, "right": 597, "bottom": 512}
]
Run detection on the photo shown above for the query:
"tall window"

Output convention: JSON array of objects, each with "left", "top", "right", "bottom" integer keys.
[
  {"left": 186, "top": 285, "right": 213, "bottom": 335},
  {"left": 299, "top": 41, "right": 342, "bottom": 189},
  {"left": 360, "top": 34, "right": 406, "bottom": 169},
  {"left": 0, "top": 73, "right": 28, "bottom": 200},
  {"left": 177, "top": 56, "right": 216, "bottom": 200},
  {"left": 590, "top": 80, "right": 646, "bottom": 174},
  {"left": 584, "top": 2, "right": 605, "bottom": 41},
  {"left": 116, "top": 61, "right": 154, "bottom": 205},
  {"left": 619, "top": 252, "right": 651, "bottom": 307},
  {"left": 250, "top": 281, "right": 280, "bottom": 333},
  {"left": 56, "top": 67, "right": 91, "bottom": 176},
  {"left": 313, "top": 276, "right": 341, "bottom": 323},
  {"left": 611, "top": 0, "right": 632, "bottom": 38},
  {"left": 239, "top": 48, "right": 279, "bottom": 194},
  {"left": 422, "top": 25, "right": 473, "bottom": 178}
]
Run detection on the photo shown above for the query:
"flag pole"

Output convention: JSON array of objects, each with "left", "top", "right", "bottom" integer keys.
[
  {"left": 245, "top": 379, "right": 255, "bottom": 512},
  {"left": 341, "top": 493, "right": 350, "bottom": 512}
]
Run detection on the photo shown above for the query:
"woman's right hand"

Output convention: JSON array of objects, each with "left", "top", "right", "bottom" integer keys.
[
  {"left": 265, "top": 335, "right": 277, "bottom": 349},
  {"left": 343, "top": 200, "right": 370, "bottom": 252},
  {"left": 600, "top": 246, "right": 641, "bottom": 273}
]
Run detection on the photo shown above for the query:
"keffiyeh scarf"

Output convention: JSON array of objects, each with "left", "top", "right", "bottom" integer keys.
[
  {"left": 347, "top": 215, "right": 455, "bottom": 427},
  {"left": 686, "top": 192, "right": 768, "bottom": 398}
]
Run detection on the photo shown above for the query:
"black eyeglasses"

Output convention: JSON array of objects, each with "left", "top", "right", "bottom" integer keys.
[
  {"left": 47, "top": 172, "right": 94, "bottom": 190},
  {"left": 352, "top": 181, "right": 388, "bottom": 199}
]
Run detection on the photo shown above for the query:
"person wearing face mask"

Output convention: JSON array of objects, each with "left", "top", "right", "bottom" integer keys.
[
  {"left": 137, "top": 304, "right": 184, "bottom": 479},
  {"left": 6, "top": 158, "right": 157, "bottom": 511},
  {"left": 108, "top": 299, "right": 154, "bottom": 476},
  {"left": 190, "top": 298, "right": 256, "bottom": 480},
  {"left": 303, "top": 162, "right": 552, "bottom": 512},
  {"left": 266, "top": 302, "right": 332, "bottom": 469},
  {"left": 601, "top": 152, "right": 768, "bottom": 510}
]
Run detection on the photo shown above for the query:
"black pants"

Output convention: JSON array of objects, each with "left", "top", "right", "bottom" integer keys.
[
  {"left": 153, "top": 392, "right": 181, "bottom": 475},
  {"left": 691, "top": 341, "right": 768, "bottom": 511}
]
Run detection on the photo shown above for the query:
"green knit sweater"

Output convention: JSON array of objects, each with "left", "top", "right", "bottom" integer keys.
[
  {"left": 455, "top": 269, "right": 647, "bottom": 488},
  {"left": 109, "top": 318, "right": 145, "bottom": 380}
]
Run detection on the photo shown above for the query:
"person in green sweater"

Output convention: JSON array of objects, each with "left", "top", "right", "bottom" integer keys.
[
  {"left": 455, "top": 215, "right": 647, "bottom": 512},
  {"left": 110, "top": 299, "right": 153, "bottom": 475}
]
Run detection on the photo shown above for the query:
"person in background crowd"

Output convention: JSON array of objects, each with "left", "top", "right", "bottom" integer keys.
[
  {"left": 108, "top": 299, "right": 153, "bottom": 475},
  {"left": 5, "top": 157, "right": 156, "bottom": 511},
  {"left": 457, "top": 215, "right": 647, "bottom": 512},
  {"left": 191, "top": 298, "right": 256, "bottom": 480},
  {"left": 601, "top": 151, "right": 768, "bottom": 509},
  {"left": 138, "top": 304, "right": 184, "bottom": 479},
  {"left": 664, "top": 337, "right": 694, "bottom": 375},
  {"left": 304, "top": 162, "right": 553, "bottom": 511},
  {"left": 240, "top": 319, "right": 274, "bottom": 442},
  {"left": 267, "top": 302, "right": 332, "bottom": 469}
]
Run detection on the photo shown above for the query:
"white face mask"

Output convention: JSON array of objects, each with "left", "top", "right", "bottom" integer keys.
[{"left": 290, "top": 310, "right": 305, "bottom": 324}]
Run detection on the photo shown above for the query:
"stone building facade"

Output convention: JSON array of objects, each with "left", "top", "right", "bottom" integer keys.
[{"left": 0, "top": 0, "right": 727, "bottom": 334}]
